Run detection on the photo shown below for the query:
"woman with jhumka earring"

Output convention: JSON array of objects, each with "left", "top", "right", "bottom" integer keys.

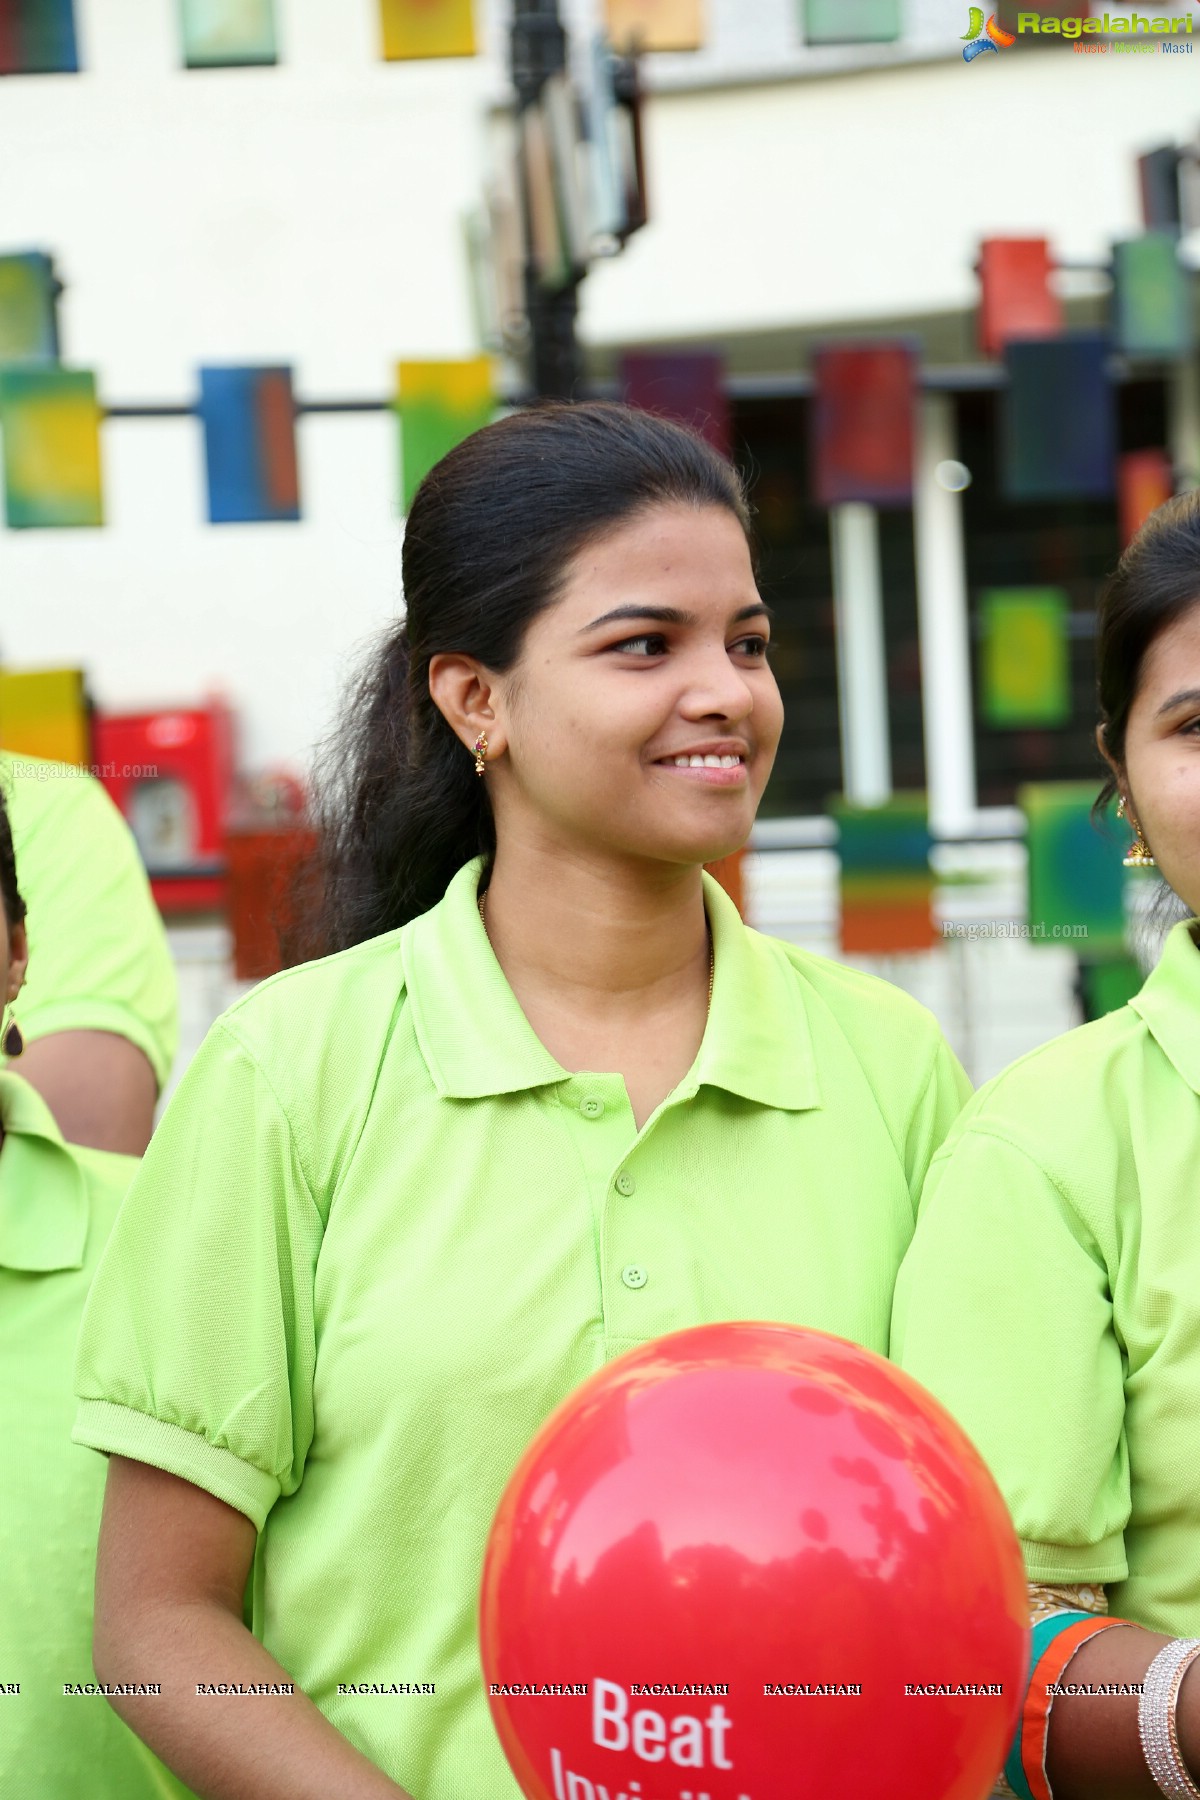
[{"left": 894, "top": 489, "right": 1200, "bottom": 1800}]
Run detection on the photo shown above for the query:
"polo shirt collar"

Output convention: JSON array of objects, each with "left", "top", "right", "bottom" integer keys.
[
  {"left": 1130, "top": 917, "right": 1200, "bottom": 1095},
  {"left": 0, "top": 1070, "right": 89, "bottom": 1272},
  {"left": 402, "top": 858, "right": 819, "bottom": 1112}
]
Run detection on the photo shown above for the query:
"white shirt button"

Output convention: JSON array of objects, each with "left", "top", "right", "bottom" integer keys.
[{"left": 621, "top": 1264, "right": 648, "bottom": 1290}]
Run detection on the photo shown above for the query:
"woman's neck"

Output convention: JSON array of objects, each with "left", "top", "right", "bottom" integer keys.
[
  {"left": 482, "top": 842, "right": 709, "bottom": 1016},
  {"left": 481, "top": 843, "right": 713, "bottom": 1128}
]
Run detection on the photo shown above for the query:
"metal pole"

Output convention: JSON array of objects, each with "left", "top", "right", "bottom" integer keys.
[
  {"left": 510, "top": 0, "right": 583, "bottom": 401},
  {"left": 913, "top": 392, "right": 977, "bottom": 838},
  {"left": 829, "top": 502, "right": 892, "bottom": 806}
]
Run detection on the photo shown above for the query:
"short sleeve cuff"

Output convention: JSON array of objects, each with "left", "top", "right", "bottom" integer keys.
[
  {"left": 72, "top": 1400, "right": 280, "bottom": 1531},
  {"left": 1021, "top": 1536, "right": 1129, "bottom": 1587},
  {"left": 16, "top": 998, "right": 175, "bottom": 1091}
]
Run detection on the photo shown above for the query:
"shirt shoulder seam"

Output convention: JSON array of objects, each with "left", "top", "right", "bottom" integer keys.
[{"left": 207, "top": 1017, "right": 321, "bottom": 1213}]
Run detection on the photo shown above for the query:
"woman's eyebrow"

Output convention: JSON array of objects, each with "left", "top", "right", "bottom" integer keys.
[
  {"left": 579, "top": 601, "right": 773, "bottom": 634},
  {"left": 1155, "top": 686, "right": 1200, "bottom": 717}
]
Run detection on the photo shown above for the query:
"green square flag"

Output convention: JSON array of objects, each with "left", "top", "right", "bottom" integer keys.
[
  {"left": 803, "top": 0, "right": 900, "bottom": 43},
  {"left": 981, "top": 588, "right": 1070, "bottom": 729}
]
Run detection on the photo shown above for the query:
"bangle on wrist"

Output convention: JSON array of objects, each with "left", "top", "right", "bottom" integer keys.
[{"left": 1139, "top": 1638, "right": 1200, "bottom": 1800}]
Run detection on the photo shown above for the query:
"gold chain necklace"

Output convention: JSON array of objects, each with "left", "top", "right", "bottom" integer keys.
[{"left": 477, "top": 893, "right": 715, "bottom": 1007}]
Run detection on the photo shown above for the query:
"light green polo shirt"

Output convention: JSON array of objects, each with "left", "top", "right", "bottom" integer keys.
[
  {"left": 0, "top": 1071, "right": 193, "bottom": 1797},
  {"left": 892, "top": 917, "right": 1200, "bottom": 1637},
  {"left": 73, "top": 858, "right": 969, "bottom": 1800},
  {"left": 0, "top": 751, "right": 178, "bottom": 1091}
]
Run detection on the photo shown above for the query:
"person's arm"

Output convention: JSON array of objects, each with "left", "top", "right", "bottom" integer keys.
[
  {"left": 95, "top": 1457, "right": 412, "bottom": 1800},
  {"left": 18, "top": 1029, "right": 157, "bottom": 1153},
  {"left": 4, "top": 756, "right": 179, "bottom": 1143},
  {"left": 1044, "top": 1623, "right": 1200, "bottom": 1800}
]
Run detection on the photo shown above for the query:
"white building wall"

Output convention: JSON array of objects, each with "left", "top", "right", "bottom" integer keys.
[{"left": 1, "top": 0, "right": 1197, "bottom": 775}]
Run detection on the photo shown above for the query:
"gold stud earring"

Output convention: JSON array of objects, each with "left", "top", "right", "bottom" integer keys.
[{"left": 473, "top": 732, "right": 489, "bottom": 777}]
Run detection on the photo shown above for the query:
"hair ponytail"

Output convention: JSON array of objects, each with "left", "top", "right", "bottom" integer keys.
[{"left": 299, "top": 402, "right": 752, "bottom": 957}]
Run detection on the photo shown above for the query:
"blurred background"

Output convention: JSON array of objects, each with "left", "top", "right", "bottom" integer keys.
[{"left": 2, "top": 0, "right": 1198, "bottom": 1093}]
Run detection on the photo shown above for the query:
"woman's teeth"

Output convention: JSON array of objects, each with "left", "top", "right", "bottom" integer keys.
[{"left": 671, "top": 754, "right": 743, "bottom": 768}]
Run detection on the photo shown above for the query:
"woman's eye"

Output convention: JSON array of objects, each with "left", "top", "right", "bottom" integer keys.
[
  {"left": 613, "top": 634, "right": 668, "bottom": 656},
  {"left": 733, "top": 635, "right": 771, "bottom": 659}
]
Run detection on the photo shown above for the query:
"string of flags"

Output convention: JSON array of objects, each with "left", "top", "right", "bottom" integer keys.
[
  {"left": 0, "top": 0, "right": 937, "bottom": 76},
  {"left": 0, "top": 350, "right": 500, "bottom": 529},
  {"left": 1, "top": 190, "right": 1197, "bottom": 532}
]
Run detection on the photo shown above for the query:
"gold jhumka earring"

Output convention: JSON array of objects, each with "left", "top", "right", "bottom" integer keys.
[{"left": 1117, "top": 795, "right": 1155, "bottom": 869}]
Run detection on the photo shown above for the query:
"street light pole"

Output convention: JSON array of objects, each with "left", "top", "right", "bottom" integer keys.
[{"left": 510, "top": 0, "right": 584, "bottom": 400}]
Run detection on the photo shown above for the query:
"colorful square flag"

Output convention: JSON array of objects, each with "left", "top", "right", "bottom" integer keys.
[
  {"left": 179, "top": 0, "right": 278, "bottom": 67},
  {"left": 1138, "top": 146, "right": 1182, "bottom": 234},
  {"left": 379, "top": 0, "right": 475, "bottom": 60},
  {"left": 980, "top": 588, "right": 1070, "bottom": 729},
  {"left": 1112, "top": 234, "right": 1194, "bottom": 361},
  {"left": 1118, "top": 448, "right": 1173, "bottom": 549},
  {"left": 0, "top": 367, "right": 103, "bottom": 527},
  {"left": 803, "top": 0, "right": 900, "bottom": 44},
  {"left": 621, "top": 351, "right": 730, "bottom": 456},
  {"left": 0, "top": 0, "right": 79, "bottom": 74},
  {"left": 0, "top": 252, "right": 59, "bottom": 365},
  {"left": 0, "top": 667, "right": 88, "bottom": 765},
  {"left": 1020, "top": 782, "right": 1128, "bottom": 956},
  {"left": 1001, "top": 334, "right": 1115, "bottom": 501},
  {"left": 198, "top": 365, "right": 300, "bottom": 524},
  {"left": 604, "top": 0, "right": 704, "bottom": 51},
  {"left": 811, "top": 342, "right": 915, "bottom": 508},
  {"left": 396, "top": 358, "right": 494, "bottom": 513},
  {"left": 978, "top": 238, "right": 1061, "bottom": 359},
  {"left": 832, "top": 793, "right": 934, "bottom": 955}
]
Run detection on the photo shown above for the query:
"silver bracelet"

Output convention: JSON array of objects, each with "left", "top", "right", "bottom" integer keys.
[{"left": 1139, "top": 1638, "right": 1200, "bottom": 1800}]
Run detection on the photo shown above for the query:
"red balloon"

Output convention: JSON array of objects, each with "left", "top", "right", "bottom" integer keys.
[{"left": 481, "top": 1323, "right": 1027, "bottom": 1800}]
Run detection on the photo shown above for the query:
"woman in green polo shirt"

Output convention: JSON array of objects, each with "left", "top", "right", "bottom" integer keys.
[
  {"left": 74, "top": 403, "right": 970, "bottom": 1800},
  {"left": 893, "top": 487, "right": 1200, "bottom": 1800},
  {"left": 0, "top": 785, "right": 191, "bottom": 1798}
]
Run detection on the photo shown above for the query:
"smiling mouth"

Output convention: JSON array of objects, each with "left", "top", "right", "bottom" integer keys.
[{"left": 664, "top": 754, "right": 746, "bottom": 769}]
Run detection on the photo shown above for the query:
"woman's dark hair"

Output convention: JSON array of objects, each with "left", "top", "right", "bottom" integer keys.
[
  {"left": 1095, "top": 487, "right": 1200, "bottom": 810},
  {"left": 298, "top": 402, "right": 753, "bottom": 957},
  {"left": 0, "top": 778, "right": 26, "bottom": 933}
]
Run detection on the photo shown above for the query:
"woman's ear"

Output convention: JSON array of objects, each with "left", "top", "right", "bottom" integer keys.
[
  {"left": 1095, "top": 723, "right": 1122, "bottom": 792},
  {"left": 428, "top": 654, "right": 508, "bottom": 761},
  {"left": 4, "top": 919, "right": 28, "bottom": 1006}
]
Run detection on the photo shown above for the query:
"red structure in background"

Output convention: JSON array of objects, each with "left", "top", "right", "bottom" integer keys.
[
  {"left": 810, "top": 342, "right": 916, "bottom": 508},
  {"left": 1118, "top": 448, "right": 1174, "bottom": 548},
  {"left": 620, "top": 349, "right": 731, "bottom": 455},
  {"left": 225, "top": 825, "right": 316, "bottom": 979},
  {"left": 94, "top": 701, "right": 235, "bottom": 913},
  {"left": 977, "top": 238, "right": 1062, "bottom": 360}
]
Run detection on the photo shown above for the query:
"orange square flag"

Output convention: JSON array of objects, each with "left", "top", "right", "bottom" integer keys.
[
  {"left": 379, "top": 0, "right": 476, "bottom": 60},
  {"left": 604, "top": 0, "right": 704, "bottom": 51}
]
